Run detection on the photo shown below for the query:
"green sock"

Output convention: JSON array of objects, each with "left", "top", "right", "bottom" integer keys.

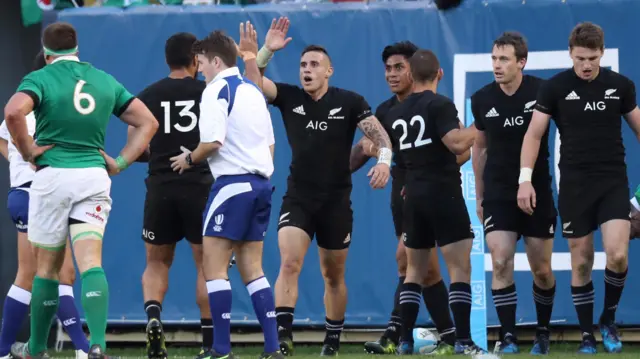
[
  {"left": 29, "top": 276, "right": 60, "bottom": 355},
  {"left": 81, "top": 267, "right": 110, "bottom": 350}
]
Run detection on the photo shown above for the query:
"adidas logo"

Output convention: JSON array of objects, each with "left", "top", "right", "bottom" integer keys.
[
  {"left": 293, "top": 105, "right": 306, "bottom": 115},
  {"left": 485, "top": 107, "right": 499, "bottom": 117},
  {"left": 565, "top": 91, "right": 580, "bottom": 100}
]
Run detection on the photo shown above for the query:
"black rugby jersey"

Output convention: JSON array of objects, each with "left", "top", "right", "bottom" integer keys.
[
  {"left": 535, "top": 67, "right": 636, "bottom": 183},
  {"left": 471, "top": 75, "right": 552, "bottom": 200},
  {"left": 376, "top": 95, "right": 406, "bottom": 171},
  {"left": 386, "top": 90, "right": 461, "bottom": 195},
  {"left": 272, "top": 83, "right": 372, "bottom": 192},
  {"left": 137, "top": 77, "right": 212, "bottom": 185}
]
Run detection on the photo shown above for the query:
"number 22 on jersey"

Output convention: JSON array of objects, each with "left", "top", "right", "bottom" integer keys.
[
  {"left": 160, "top": 100, "right": 198, "bottom": 134},
  {"left": 392, "top": 115, "right": 432, "bottom": 150}
]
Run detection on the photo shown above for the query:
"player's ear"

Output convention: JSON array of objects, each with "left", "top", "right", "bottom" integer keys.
[
  {"left": 326, "top": 65, "right": 334, "bottom": 79},
  {"left": 437, "top": 68, "right": 444, "bottom": 81}
]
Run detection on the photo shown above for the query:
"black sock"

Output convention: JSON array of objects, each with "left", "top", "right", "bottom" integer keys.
[
  {"left": 382, "top": 276, "right": 405, "bottom": 345},
  {"left": 449, "top": 282, "right": 472, "bottom": 341},
  {"left": 571, "top": 282, "right": 595, "bottom": 335},
  {"left": 601, "top": 267, "right": 627, "bottom": 324},
  {"left": 399, "top": 282, "right": 422, "bottom": 344},
  {"left": 323, "top": 317, "right": 344, "bottom": 348},
  {"left": 532, "top": 281, "right": 555, "bottom": 332},
  {"left": 144, "top": 300, "right": 162, "bottom": 322},
  {"left": 422, "top": 280, "right": 455, "bottom": 346},
  {"left": 201, "top": 318, "right": 213, "bottom": 349},
  {"left": 276, "top": 306, "right": 294, "bottom": 340},
  {"left": 492, "top": 283, "right": 517, "bottom": 339}
]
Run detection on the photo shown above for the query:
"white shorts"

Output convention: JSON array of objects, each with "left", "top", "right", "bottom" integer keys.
[{"left": 28, "top": 167, "right": 112, "bottom": 249}]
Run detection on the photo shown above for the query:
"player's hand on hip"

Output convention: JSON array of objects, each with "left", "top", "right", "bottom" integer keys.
[
  {"left": 368, "top": 163, "right": 390, "bottom": 189},
  {"left": 517, "top": 182, "right": 536, "bottom": 215},
  {"left": 476, "top": 199, "right": 483, "bottom": 222},
  {"left": 99, "top": 150, "right": 122, "bottom": 176},
  {"left": 238, "top": 21, "right": 259, "bottom": 57},
  {"left": 26, "top": 142, "right": 54, "bottom": 165},
  {"left": 170, "top": 146, "right": 192, "bottom": 175},
  {"left": 265, "top": 16, "right": 292, "bottom": 52}
]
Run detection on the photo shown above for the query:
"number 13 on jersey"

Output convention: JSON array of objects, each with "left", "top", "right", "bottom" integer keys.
[{"left": 160, "top": 100, "right": 198, "bottom": 134}]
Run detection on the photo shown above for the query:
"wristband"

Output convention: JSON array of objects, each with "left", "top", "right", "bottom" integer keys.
[
  {"left": 115, "top": 155, "right": 128, "bottom": 171},
  {"left": 518, "top": 167, "right": 533, "bottom": 184},
  {"left": 377, "top": 147, "right": 392, "bottom": 166},
  {"left": 185, "top": 153, "right": 193, "bottom": 166},
  {"left": 256, "top": 46, "right": 274, "bottom": 68}
]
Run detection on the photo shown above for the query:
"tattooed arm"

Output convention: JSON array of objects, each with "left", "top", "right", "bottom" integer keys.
[
  {"left": 349, "top": 137, "right": 378, "bottom": 173},
  {"left": 358, "top": 115, "right": 392, "bottom": 154}
]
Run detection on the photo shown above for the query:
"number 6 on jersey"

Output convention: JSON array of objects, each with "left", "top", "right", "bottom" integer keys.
[{"left": 73, "top": 80, "right": 96, "bottom": 115}]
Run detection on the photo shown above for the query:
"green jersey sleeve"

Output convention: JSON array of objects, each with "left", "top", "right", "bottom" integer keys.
[
  {"left": 108, "top": 75, "right": 135, "bottom": 117},
  {"left": 16, "top": 72, "right": 44, "bottom": 108},
  {"left": 632, "top": 184, "right": 640, "bottom": 211}
]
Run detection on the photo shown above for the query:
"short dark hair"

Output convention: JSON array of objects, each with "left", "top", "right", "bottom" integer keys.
[
  {"left": 165, "top": 32, "right": 197, "bottom": 70},
  {"left": 42, "top": 22, "right": 77, "bottom": 52},
  {"left": 381, "top": 41, "right": 418, "bottom": 64},
  {"left": 409, "top": 49, "right": 440, "bottom": 83},
  {"left": 569, "top": 22, "right": 605, "bottom": 51},
  {"left": 192, "top": 30, "right": 237, "bottom": 67},
  {"left": 301, "top": 45, "right": 331, "bottom": 63},
  {"left": 493, "top": 32, "right": 528, "bottom": 61},
  {"left": 33, "top": 50, "right": 46, "bottom": 71}
]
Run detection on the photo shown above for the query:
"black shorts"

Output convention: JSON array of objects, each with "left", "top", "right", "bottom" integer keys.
[
  {"left": 142, "top": 182, "right": 211, "bottom": 245},
  {"left": 482, "top": 196, "right": 557, "bottom": 239},
  {"left": 278, "top": 187, "right": 353, "bottom": 250},
  {"left": 390, "top": 168, "right": 406, "bottom": 238},
  {"left": 558, "top": 180, "right": 630, "bottom": 238},
  {"left": 403, "top": 188, "right": 474, "bottom": 250}
]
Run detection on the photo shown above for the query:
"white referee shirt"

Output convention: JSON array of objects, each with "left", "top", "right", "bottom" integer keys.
[
  {"left": 0, "top": 112, "right": 36, "bottom": 187},
  {"left": 199, "top": 67, "right": 275, "bottom": 180}
]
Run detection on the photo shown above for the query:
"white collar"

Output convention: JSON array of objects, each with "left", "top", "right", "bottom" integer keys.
[
  {"left": 51, "top": 55, "right": 80, "bottom": 64},
  {"left": 212, "top": 67, "right": 241, "bottom": 83}
]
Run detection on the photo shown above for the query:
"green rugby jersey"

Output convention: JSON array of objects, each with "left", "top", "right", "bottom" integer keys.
[{"left": 16, "top": 56, "right": 135, "bottom": 168}]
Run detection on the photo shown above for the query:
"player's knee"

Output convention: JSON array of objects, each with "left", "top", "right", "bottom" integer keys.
[
  {"left": 58, "top": 261, "right": 76, "bottom": 285},
  {"left": 530, "top": 262, "right": 554, "bottom": 285},
  {"left": 321, "top": 265, "right": 346, "bottom": 289},
  {"left": 605, "top": 250, "right": 628, "bottom": 271},
  {"left": 573, "top": 254, "right": 594, "bottom": 278},
  {"left": 14, "top": 266, "right": 36, "bottom": 291},
  {"left": 492, "top": 257, "right": 513, "bottom": 278},
  {"left": 280, "top": 257, "right": 304, "bottom": 278},
  {"left": 422, "top": 262, "right": 442, "bottom": 287}
]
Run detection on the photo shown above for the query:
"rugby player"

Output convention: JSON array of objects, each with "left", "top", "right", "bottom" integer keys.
[
  {"left": 170, "top": 28, "right": 280, "bottom": 359},
  {"left": 4, "top": 22, "right": 158, "bottom": 359},
  {"left": 129, "top": 32, "right": 213, "bottom": 359},
  {"left": 0, "top": 52, "right": 90, "bottom": 359},
  {"left": 385, "top": 49, "right": 485, "bottom": 355},
  {"left": 350, "top": 41, "right": 459, "bottom": 355},
  {"left": 253, "top": 17, "right": 393, "bottom": 356},
  {"left": 519, "top": 22, "right": 640, "bottom": 353},
  {"left": 471, "top": 32, "right": 556, "bottom": 355}
]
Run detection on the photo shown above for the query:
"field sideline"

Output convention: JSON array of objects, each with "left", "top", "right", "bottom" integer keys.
[{"left": 48, "top": 343, "right": 640, "bottom": 358}]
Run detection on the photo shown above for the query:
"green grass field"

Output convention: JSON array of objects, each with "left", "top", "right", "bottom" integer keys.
[{"left": 48, "top": 343, "right": 640, "bottom": 359}]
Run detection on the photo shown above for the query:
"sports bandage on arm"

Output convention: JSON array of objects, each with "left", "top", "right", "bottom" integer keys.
[
  {"left": 256, "top": 46, "right": 274, "bottom": 68},
  {"left": 631, "top": 185, "right": 640, "bottom": 211},
  {"left": 518, "top": 167, "right": 533, "bottom": 184},
  {"left": 377, "top": 147, "right": 392, "bottom": 166}
]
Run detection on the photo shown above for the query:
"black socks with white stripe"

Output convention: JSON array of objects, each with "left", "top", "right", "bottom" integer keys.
[
  {"left": 601, "top": 267, "right": 628, "bottom": 324},
  {"left": 572, "top": 281, "right": 595, "bottom": 335},
  {"left": 492, "top": 283, "right": 517, "bottom": 339},
  {"left": 399, "top": 282, "right": 422, "bottom": 343},
  {"left": 449, "top": 282, "right": 472, "bottom": 341}
]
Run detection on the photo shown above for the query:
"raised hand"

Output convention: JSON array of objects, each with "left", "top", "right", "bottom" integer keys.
[
  {"left": 265, "top": 17, "right": 292, "bottom": 52},
  {"left": 238, "top": 21, "right": 259, "bottom": 57}
]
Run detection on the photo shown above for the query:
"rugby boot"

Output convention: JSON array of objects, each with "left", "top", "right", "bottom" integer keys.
[
  {"left": 146, "top": 318, "right": 167, "bottom": 359},
  {"left": 278, "top": 337, "right": 294, "bottom": 356},
  {"left": 426, "top": 342, "right": 454, "bottom": 355},
  {"left": 196, "top": 349, "right": 237, "bottom": 359},
  {"left": 577, "top": 333, "right": 597, "bottom": 354},
  {"left": 395, "top": 341, "right": 413, "bottom": 355},
  {"left": 10, "top": 342, "right": 50, "bottom": 359},
  {"left": 363, "top": 336, "right": 396, "bottom": 354},
  {"left": 320, "top": 344, "right": 338, "bottom": 356},
  {"left": 454, "top": 340, "right": 488, "bottom": 355},
  {"left": 87, "top": 344, "right": 120, "bottom": 359},
  {"left": 599, "top": 319, "right": 622, "bottom": 353},
  {"left": 530, "top": 330, "right": 550, "bottom": 355},
  {"left": 259, "top": 351, "right": 285, "bottom": 359},
  {"left": 494, "top": 334, "right": 519, "bottom": 354}
]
